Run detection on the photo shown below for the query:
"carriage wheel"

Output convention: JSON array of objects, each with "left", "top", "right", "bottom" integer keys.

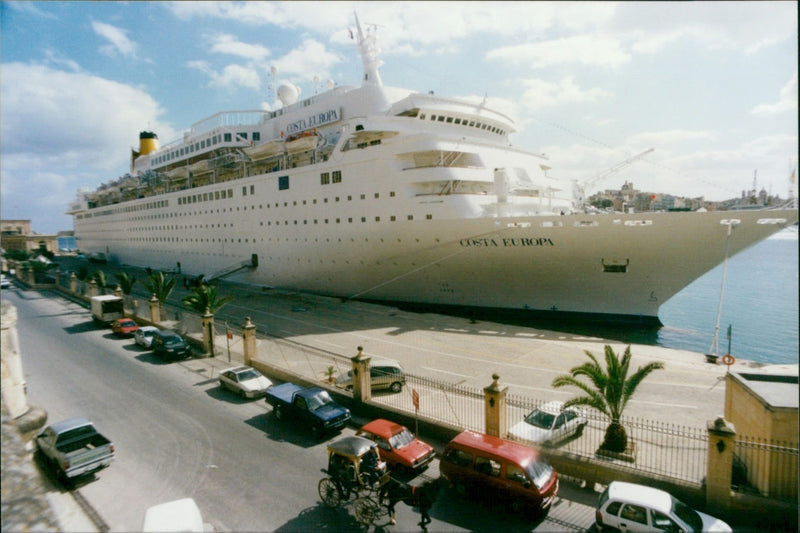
[
  {"left": 354, "top": 497, "right": 380, "bottom": 526},
  {"left": 318, "top": 478, "right": 343, "bottom": 507}
]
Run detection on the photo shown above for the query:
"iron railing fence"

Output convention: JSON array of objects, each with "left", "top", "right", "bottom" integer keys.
[
  {"left": 506, "top": 394, "right": 708, "bottom": 485},
  {"left": 733, "top": 437, "right": 798, "bottom": 502},
  {"left": 377, "top": 372, "right": 484, "bottom": 433}
]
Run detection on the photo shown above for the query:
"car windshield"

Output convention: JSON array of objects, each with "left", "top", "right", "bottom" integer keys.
[
  {"left": 672, "top": 499, "right": 703, "bottom": 532},
  {"left": 238, "top": 369, "right": 261, "bottom": 381},
  {"left": 388, "top": 429, "right": 415, "bottom": 450},
  {"left": 525, "top": 459, "right": 554, "bottom": 490},
  {"left": 524, "top": 409, "right": 556, "bottom": 429},
  {"left": 143, "top": 330, "right": 156, "bottom": 337},
  {"left": 307, "top": 391, "right": 333, "bottom": 411},
  {"left": 120, "top": 321, "right": 135, "bottom": 327},
  {"left": 164, "top": 336, "right": 182, "bottom": 346}
]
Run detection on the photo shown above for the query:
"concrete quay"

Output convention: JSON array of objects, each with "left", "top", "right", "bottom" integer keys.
[{"left": 208, "top": 280, "right": 794, "bottom": 430}]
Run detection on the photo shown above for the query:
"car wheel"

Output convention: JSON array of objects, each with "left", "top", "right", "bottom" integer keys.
[
  {"left": 454, "top": 482, "right": 468, "bottom": 497},
  {"left": 390, "top": 381, "right": 402, "bottom": 393},
  {"left": 576, "top": 423, "right": 586, "bottom": 437},
  {"left": 274, "top": 405, "right": 283, "bottom": 420}
]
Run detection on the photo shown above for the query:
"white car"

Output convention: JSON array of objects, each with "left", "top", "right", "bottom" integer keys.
[
  {"left": 134, "top": 326, "right": 161, "bottom": 349},
  {"left": 508, "top": 400, "right": 587, "bottom": 446},
  {"left": 219, "top": 366, "right": 273, "bottom": 398},
  {"left": 596, "top": 481, "right": 732, "bottom": 532}
]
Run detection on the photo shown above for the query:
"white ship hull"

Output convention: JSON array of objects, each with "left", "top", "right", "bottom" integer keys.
[{"left": 70, "top": 15, "right": 798, "bottom": 325}]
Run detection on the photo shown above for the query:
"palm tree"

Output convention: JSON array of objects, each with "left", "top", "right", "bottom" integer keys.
[
  {"left": 143, "top": 271, "right": 176, "bottom": 311},
  {"left": 552, "top": 345, "right": 664, "bottom": 453},
  {"left": 181, "top": 283, "right": 234, "bottom": 315},
  {"left": 91, "top": 270, "right": 108, "bottom": 294},
  {"left": 115, "top": 272, "right": 137, "bottom": 310}
]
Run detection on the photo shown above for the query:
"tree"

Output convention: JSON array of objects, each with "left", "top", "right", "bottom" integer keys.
[
  {"left": 91, "top": 270, "right": 108, "bottom": 294},
  {"left": 181, "top": 283, "right": 234, "bottom": 315},
  {"left": 551, "top": 345, "right": 664, "bottom": 453},
  {"left": 143, "top": 271, "right": 176, "bottom": 310},
  {"left": 115, "top": 272, "right": 137, "bottom": 309}
]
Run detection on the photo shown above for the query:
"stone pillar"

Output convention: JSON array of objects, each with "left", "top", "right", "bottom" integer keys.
[
  {"left": 242, "top": 317, "right": 256, "bottom": 366},
  {"left": 706, "top": 416, "right": 736, "bottom": 510},
  {"left": 202, "top": 308, "right": 214, "bottom": 357},
  {"left": 484, "top": 373, "right": 508, "bottom": 438},
  {"left": 351, "top": 346, "right": 372, "bottom": 402},
  {"left": 27, "top": 266, "right": 35, "bottom": 286},
  {"left": 88, "top": 279, "right": 98, "bottom": 297},
  {"left": 69, "top": 272, "right": 77, "bottom": 294},
  {"left": 1, "top": 302, "right": 28, "bottom": 418},
  {"left": 54, "top": 270, "right": 60, "bottom": 290},
  {"left": 149, "top": 294, "right": 161, "bottom": 324}
]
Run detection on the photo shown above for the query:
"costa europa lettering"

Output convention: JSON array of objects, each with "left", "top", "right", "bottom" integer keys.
[
  {"left": 459, "top": 237, "right": 554, "bottom": 247},
  {"left": 286, "top": 108, "right": 341, "bottom": 134}
]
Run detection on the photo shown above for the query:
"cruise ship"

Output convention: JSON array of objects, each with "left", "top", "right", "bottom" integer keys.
[{"left": 68, "top": 15, "right": 797, "bottom": 325}]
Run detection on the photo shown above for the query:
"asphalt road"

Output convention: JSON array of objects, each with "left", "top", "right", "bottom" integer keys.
[{"left": 8, "top": 287, "right": 601, "bottom": 532}]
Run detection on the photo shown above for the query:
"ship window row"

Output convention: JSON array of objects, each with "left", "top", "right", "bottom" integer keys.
[
  {"left": 79, "top": 199, "right": 169, "bottom": 219},
  {"left": 178, "top": 188, "right": 234, "bottom": 205},
  {"left": 320, "top": 170, "right": 342, "bottom": 185},
  {"left": 151, "top": 130, "right": 261, "bottom": 166},
  {"left": 419, "top": 112, "right": 506, "bottom": 136}
]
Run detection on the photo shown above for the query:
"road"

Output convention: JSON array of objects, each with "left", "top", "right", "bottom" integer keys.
[{"left": 8, "top": 287, "right": 600, "bottom": 531}]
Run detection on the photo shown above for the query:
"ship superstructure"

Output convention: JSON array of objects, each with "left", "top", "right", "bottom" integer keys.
[{"left": 69, "top": 15, "right": 797, "bottom": 324}]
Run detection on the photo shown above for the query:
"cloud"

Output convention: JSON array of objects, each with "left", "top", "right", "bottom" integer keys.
[
  {"left": 626, "top": 129, "right": 718, "bottom": 147},
  {"left": 518, "top": 77, "right": 610, "bottom": 112},
  {"left": 487, "top": 35, "right": 631, "bottom": 70},
  {"left": 751, "top": 72, "right": 798, "bottom": 116},
  {"left": 209, "top": 33, "right": 271, "bottom": 61},
  {"left": 0, "top": 62, "right": 173, "bottom": 231},
  {"left": 92, "top": 21, "right": 138, "bottom": 59},
  {"left": 271, "top": 39, "right": 342, "bottom": 80}
]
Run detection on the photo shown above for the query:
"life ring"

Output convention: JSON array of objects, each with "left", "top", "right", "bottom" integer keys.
[{"left": 721, "top": 354, "right": 735, "bottom": 366}]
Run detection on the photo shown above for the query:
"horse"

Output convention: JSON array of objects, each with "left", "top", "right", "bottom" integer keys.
[{"left": 382, "top": 476, "right": 446, "bottom": 529}]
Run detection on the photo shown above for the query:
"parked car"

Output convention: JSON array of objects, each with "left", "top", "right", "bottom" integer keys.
[
  {"left": 508, "top": 401, "right": 588, "bottom": 446},
  {"left": 265, "top": 382, "right": 351, "bottom": 438},
  {"left": 336, "top": 359, "right": 406, "bottom": 393},
  {"left": 151, "top": 330, "right": 191, "bottom": 359},
  {"left": 111, "top": 318, "right": 139, "bottom": 337},
  {"left": 440, "top": 430, "right": 558, "bottom": 515},
  {"left": 356, "top": 418, "right": 435, "bottom": 472},
  {"left": 219, "top": 366, "right": 273, "bottom": 398},
  {"left": 134, "top": 326, "right": 161, "bottom": 349},
  {"left": 1, "top": 275, "right": 10, "bottom": 289},
  {"left": 35, "top": 417, "right": 115, "bottom": 480},
  {"left": 142, "top": 498, "right": 205, "bottom": 533},
  {"left": 596, "top": 481, "right": 732, "bottom": 532}
]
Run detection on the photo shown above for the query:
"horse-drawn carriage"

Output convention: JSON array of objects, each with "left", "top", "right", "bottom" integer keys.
[
  {"left": 318, "top": 435, "right": 444, "bottom": 527},
  {"left": 318, "top": 435, "right": 390, "bottom": 524}
]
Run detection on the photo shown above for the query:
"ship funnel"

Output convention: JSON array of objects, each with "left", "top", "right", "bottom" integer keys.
[{"left": 138, "top": 131, "right": 160, "bottom": 156}]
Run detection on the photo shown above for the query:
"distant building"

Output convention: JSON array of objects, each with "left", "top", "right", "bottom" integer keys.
[{"left": 0, "top": 220, "right": 57, "bottom": 255}]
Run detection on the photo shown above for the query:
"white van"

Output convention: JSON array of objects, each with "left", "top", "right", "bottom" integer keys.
[{"left": 336, "top": 359, "right": 406, "bottom": 393}]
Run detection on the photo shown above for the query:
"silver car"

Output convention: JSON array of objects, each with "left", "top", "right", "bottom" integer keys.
[
  {"left": 134, "top": 326, "right": 161, "bottom": 349},
  {"left": 219, "top": 366, "right": 273, "bottom": 398},
  {"left": 508, "top": 400, "right": 587, "bottom": 446}
]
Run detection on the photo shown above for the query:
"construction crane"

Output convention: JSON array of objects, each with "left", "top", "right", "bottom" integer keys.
[{"left": 572, "top": 148, "right": 654, "bottom": 209}]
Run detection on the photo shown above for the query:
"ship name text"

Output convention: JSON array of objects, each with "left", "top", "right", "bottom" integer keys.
[
  {"left": 286, "top": 108, "right": 341, "bottom": 134},
  {"left": 459, "top": 237, "right": 555, "bottom": 248}
]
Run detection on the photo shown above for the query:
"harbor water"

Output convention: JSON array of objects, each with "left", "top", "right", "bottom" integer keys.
[{"left": 659, "top": 228, "right": 798, "bottom": 365}]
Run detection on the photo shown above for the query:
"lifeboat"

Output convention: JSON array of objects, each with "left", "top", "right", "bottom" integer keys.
[
  {"left": 189, "top": 160, "right": 211, "bottom": 174},
  {"left": 285, "top": 129, "right": 318, "bottom": 154},
  {"left": 166, "top": 166, "right": 189, "bottom": 179},
  {"left": 244, "top": 139, "right": 284, "bottom": 160}
]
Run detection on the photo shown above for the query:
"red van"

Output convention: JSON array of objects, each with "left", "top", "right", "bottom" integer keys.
[{"left": 440, "top": 430, "right": 558, "bottom": 514}]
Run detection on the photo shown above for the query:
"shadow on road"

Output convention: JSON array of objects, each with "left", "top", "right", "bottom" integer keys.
[{"left": 273, "top": 504, "right": 363, "bottom": 532}]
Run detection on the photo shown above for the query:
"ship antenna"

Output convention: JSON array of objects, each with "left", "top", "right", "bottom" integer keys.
[{"left": 353, "top": 11, "right": 383, "bottom": 86}]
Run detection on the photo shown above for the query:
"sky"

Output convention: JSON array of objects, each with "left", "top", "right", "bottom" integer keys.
[{"left": 1, "top": 1, "right": 797, "bottom": 234}]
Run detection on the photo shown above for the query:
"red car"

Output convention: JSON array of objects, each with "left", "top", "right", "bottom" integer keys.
[
  {"left": 111, "top": 318, "right": 139, "bottom": 337},
  {"left": 357, "top": 419, "right": 435, "bottom": 473}
]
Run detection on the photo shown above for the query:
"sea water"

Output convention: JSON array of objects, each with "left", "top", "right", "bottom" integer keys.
[{"left": 658, "top": 228, "right": 798, "bottom": 365}]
